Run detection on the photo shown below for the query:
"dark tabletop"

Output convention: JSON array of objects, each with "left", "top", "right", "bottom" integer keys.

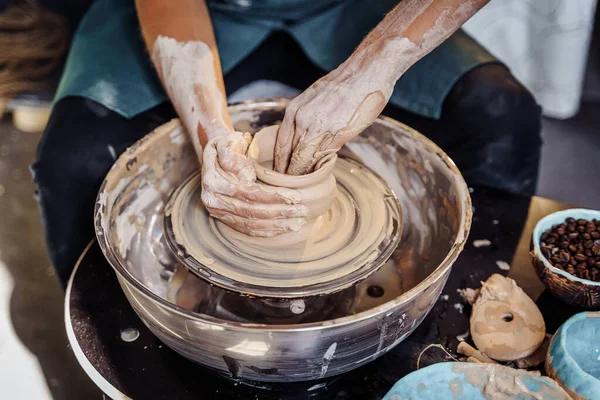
[{"left": 67, "top": 185, "right": 591, "bottom": 400}]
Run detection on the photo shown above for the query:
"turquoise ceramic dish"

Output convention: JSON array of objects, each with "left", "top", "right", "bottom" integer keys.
[
  {"left": 383, "top": 362, "right": 569, "bottom": 399},
  {"left": 546, "top": 311, "right": 600, "bottom": 400},
  {"left": 531, "top": 208, "right": 600, "bottom": 308}
]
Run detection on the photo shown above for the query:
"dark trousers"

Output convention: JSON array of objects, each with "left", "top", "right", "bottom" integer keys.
[{"left": 33, "top": 32, "right": 542, "bottom": 285}]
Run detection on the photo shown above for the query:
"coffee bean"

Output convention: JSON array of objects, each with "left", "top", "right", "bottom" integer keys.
[
  {"left": 570, "top": 258, "right": 578, "bottom": 266},
  {"left": 541, "top": 217, "right": 600, "bottom": 281},
  {"left": 587, "top": 257, "right": 596, "bottom": 266}
]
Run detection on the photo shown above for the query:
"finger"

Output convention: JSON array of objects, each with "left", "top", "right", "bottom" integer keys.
[
  {"left": 202, "top": 141, "right": 237, "bottom": 196},
  {"left": 201, "top": 191, "right": 308, "bottom": 219},
  {"left": 204, "top": 140, "right": 303, "bottom": 205},
  {"left": 207, "top": 209, "right": 306, "bottom": 236},
  {"left": 216, "top": 133, "right": 255, "bottom": 184},
  {"left": 273, "top": 100, "right": 300, "bottom": 173},
  {"left": 235, "top": 181, "right": 303, "bottom": 205},
  {"left": 286, "top": 133, "right": 332, "bottom": 176}
]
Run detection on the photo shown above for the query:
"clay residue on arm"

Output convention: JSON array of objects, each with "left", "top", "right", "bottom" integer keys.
[
  {"left": 135, "top": 0, "right": 232, "bottom": 157},
  {"left": 274, "top": 0, "right": 491, "bottom": 175}
]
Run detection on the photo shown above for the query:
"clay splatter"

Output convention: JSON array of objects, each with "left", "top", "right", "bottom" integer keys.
[
  {"left": 120, "top": 328, "right": 140, "bottom": 342},
  {"left": 473, "top": 239, "right": 491, "bottom": 248},
  {"left": 496, "top": 260, "right": 511, "bottom": 271},
  {"left": 319, "top": 343, "right": 337, "bottom": 378}
]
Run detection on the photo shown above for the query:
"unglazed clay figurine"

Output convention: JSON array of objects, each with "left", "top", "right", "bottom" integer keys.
[{"left": 468, "top": 274, "right": 546, "bottom": 361}]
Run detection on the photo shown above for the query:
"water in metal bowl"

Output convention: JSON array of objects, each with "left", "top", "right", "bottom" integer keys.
[{"left": 94, "top": 99, "right": 471, "bottom": 382}]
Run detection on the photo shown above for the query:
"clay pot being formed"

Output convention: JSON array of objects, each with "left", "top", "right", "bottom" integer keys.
[{"left": 247, "top": 125, "right": 338, "bottom": 243}]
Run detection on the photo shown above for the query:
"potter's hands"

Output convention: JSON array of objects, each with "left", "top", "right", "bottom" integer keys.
[
  {"left": 274, "top": 64, "right": 391, "bottom": 175},
  {"left": 201, "top": 132, "right": 309, "bottom": 237}
]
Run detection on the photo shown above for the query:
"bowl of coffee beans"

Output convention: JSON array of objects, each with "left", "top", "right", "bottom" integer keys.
[{"left": 531, "top": 209, "right": 600, "bottom": 308}]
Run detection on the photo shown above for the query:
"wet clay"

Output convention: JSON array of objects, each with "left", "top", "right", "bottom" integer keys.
[
  {"left": 165, "top": 154, "right": 402, "bottom": 297},
  {"left": 452, "top": 363, "right": 570, "bottom": 399},
  {"left": 469, "top": 274, "right": 546, "bottom": 361}
]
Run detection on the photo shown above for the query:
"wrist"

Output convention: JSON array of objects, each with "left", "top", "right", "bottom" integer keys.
[{"left": 334, "top": 42, "right": 402, "bottom": 101}]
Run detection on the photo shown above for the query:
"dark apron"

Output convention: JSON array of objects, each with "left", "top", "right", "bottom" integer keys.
[{"left": 55, "top": 0, "right": 498, "bottom": 119}]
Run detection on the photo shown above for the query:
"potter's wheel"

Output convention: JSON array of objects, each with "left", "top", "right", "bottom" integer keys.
[
  {"left": 95, "top": 101, "right": 472, "bottom": 382},
  {"left": 164, "top": 157, "right": 403, "bottom": 299}
]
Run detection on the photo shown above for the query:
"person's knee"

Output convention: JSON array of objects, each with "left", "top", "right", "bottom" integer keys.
[
  {"left": 446, "top": 63, "right": 541, "bottom": 143},
  {"left": 442, "top": 64, "right": 542, "bottom": 194}
]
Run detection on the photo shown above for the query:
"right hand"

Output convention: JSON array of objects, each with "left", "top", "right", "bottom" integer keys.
[{"left": 201, "top": 132, "right": 310, "bottom": 237}]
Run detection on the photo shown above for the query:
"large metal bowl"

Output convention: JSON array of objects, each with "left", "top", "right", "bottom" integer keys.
[{"left": 94, "top": 99, "right": 472, "bottom": 382}]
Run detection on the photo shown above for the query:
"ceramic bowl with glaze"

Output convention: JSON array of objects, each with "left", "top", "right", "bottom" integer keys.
[
  {"left": 94, "top": 99, "right": 472, "bottom": 382},
  {"left": 383, "top": 362, "right": 570, "bottom": 399},
  {"left": 531, "top": 209, "right": 600, "bottom": 308},
  {"left": 546, "top": 311, "right": 600, "bottom": 399}
]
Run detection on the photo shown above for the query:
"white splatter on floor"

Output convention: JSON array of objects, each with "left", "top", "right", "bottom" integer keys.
[
  {"left": 473, "top": 239, "right": 492, "bottom": 248},
  {"left": 496, "top": 260, "right": 511, "bottom": 271}
]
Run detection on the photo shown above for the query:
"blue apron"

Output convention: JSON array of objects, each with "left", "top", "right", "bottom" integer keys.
[{"left": 55, "top": 0, "right": 498, "bottom": 119}]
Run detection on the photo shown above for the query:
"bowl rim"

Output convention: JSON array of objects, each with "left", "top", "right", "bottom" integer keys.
[
  {"left": 94, "top": 98, "right": 473, "bottom": 332},
  {"left": 551, "top": 311, "right": 600, "bottom": 388},
  {"left": 247, "top": 124, "right": 338, "bottom": 188},
  {"left": 532, "top": 208, "right": 600, "bottom": 287}
]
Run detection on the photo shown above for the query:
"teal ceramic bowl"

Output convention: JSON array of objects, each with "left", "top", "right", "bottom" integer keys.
[
  {"left": 546, "top": 311, "right": 600, "bottom": 399},
  {"left": 383, "top": 362, "right": 569, "bottom": 399},
  {"left": 531, "top": 209, "right": 600, "bottom": 308}
]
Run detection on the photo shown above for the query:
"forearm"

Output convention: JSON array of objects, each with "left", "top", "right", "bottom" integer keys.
[
  {"left": 338, "top": 0, "right": 490, "bottom": 97},
  {"left": 135, "top": 0, "right": 231, "bottom": 153}
]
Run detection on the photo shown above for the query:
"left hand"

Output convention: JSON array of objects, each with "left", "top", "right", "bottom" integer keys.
[{"left": 273, "top": 65, "right": 391, "bottom": 175}]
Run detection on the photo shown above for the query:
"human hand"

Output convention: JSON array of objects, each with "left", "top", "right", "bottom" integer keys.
[
  {"left": 201, "top": 131, "right": 310, "bottom": 237},
  {"left": 274, "top": 62, "right": 392, "bottom": 175}
]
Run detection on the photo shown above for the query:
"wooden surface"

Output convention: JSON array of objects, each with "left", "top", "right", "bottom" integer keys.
[{"left": 509, "top": 196, "right": 573, "bottom": 299}]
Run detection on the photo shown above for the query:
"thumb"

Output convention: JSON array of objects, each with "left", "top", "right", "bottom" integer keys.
[{"left": 216, "top": 132, "right": 256, "bottom": 184}]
